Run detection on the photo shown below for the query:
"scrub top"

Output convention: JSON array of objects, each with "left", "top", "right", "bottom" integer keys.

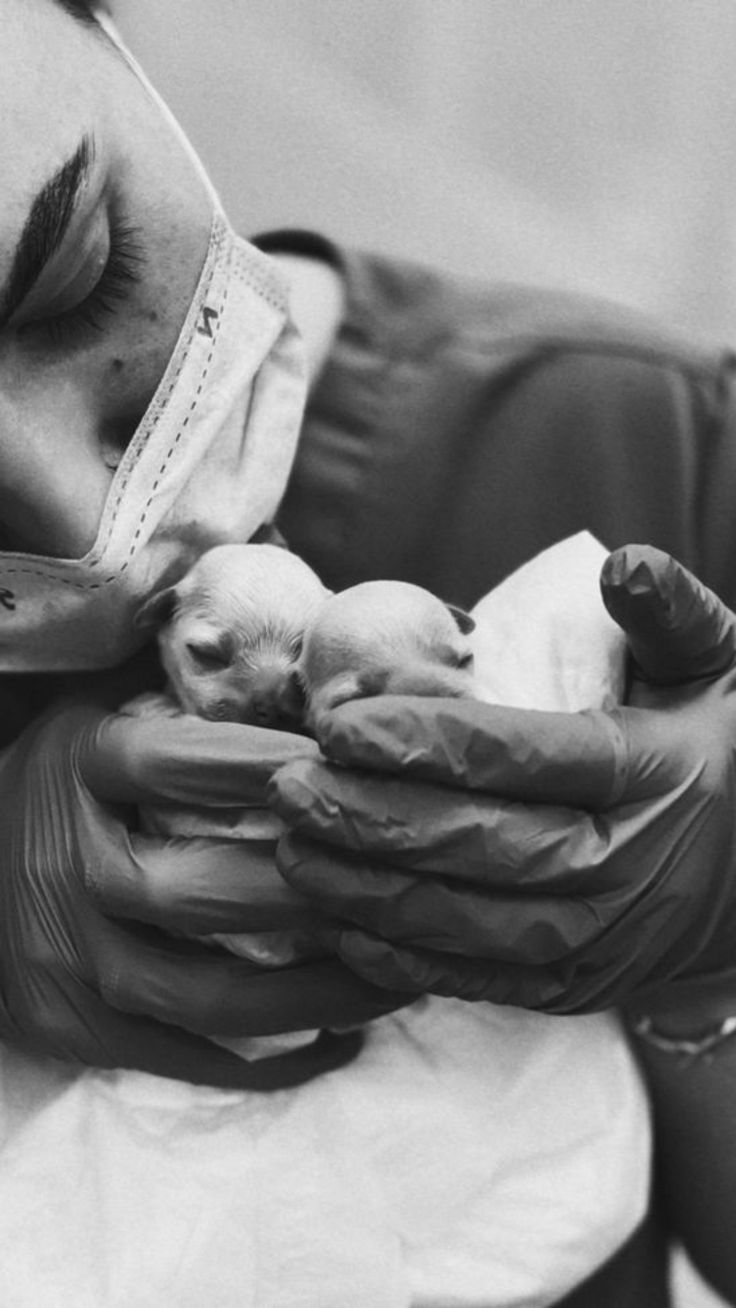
[
  {"left": 256, "top": 230, "right": 736, "bottom": 616},
  {"left": 255, "top": 228, "right": 736, "bottom": 1308}
]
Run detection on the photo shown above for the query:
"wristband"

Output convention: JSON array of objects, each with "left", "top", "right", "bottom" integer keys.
[{"left": 629, "top": 1013, "right": 736, "bottom": 1059}]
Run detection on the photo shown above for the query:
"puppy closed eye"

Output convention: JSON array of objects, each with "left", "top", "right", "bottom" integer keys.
[
  {"left": 454, "top": 650, "right": 474, "bottom": 669},
  {"left": 441, "top": 647, "right": 474, "bottom": 670},
  {"left": 186, "top": 641, "right": 231, "bottom": 673}
]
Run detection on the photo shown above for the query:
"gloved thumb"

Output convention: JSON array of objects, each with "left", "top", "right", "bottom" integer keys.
[{"left": 600, "top": 545, "right": 736, "bottom": 684}]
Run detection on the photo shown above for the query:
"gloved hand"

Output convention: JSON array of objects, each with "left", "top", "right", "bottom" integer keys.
[
  {"left": 271, "top": 545, "right": 736, "bottom": 1015},
  {"left": 0, "top": 700, "right": 406, "bottom": 1090}
]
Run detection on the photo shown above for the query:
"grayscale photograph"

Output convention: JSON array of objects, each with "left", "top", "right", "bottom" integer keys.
[{"left": 0, "top": 3, "right": 733, "bottom": 1305}]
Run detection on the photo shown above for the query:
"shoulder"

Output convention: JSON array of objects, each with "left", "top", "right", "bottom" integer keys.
[
  {"left": 341, "top": 245, "right": 726, "bottom": 389},
  {"left": 253, "top": 226, "right": 728, "bottom": 387}
]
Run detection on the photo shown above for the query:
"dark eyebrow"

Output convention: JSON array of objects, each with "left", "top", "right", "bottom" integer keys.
[{"left": 0, "top": 135, "right": 95, "bottom": 330}]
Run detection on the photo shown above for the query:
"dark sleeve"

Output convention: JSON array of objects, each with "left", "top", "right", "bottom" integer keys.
[
  {"left": 278, "top": 245, "right": 736, "bottom": 610},
  {"left": 0, "top": 678, "right": 38, "bottom": 747},
  {"left": 0, "top": 643, "right": 165, "bottom": 748}
]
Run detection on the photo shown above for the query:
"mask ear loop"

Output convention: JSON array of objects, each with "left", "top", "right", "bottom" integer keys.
[
  {"left": 95, "top": 11, "right": 299, "bottom": 315},
  {"left": 95, "top": 10, "right": 226, "bottom": 219}
]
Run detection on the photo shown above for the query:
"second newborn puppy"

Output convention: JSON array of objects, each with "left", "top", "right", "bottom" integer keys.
[{"left": 300, "top": 579, "right": 476, "bottom": 729}]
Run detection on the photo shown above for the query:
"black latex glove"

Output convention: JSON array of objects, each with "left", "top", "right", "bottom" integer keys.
[
  {"left": 271, "top": 545, "right": 736, "bottom": 1014},
  {"left": 0, "top": 701, "right": 405, "bottom": 1089}
]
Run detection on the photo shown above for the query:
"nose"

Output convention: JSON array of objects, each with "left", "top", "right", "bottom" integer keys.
[{"left": 250, "top": 669, "right": 306, "bottom": 730}]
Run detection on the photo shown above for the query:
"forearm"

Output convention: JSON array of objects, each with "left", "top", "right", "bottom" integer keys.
[{"left": 629, "top": 1012, "right": 736, "bottom": 1305}]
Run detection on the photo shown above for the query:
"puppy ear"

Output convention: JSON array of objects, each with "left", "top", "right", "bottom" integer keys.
[
  {"left": 446, "top": 603, "right": 475, "bottom": 635},
  {"left": 133, "top": 586, "right": 178, "bottom": 631}
]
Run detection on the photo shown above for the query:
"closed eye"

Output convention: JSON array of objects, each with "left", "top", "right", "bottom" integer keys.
[
  {"left": 453, "top": 650, "right": 474, "bottom": 669},
  {"left": 437, "top": 643, "right": 474, "bottom": 670},
  {"left": 16, "top": 215, "right": 144, "bottom": 348},
  {"left": 186, "top": 641, "right": 231, "bottom": 672}
]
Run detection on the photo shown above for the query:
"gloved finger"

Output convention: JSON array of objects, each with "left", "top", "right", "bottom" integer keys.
[
  {"left": 276, "top": 833, "right": 601, "bottom": 960},
  {"left": 274, "top": 770, "right": 624, "bottom": 893},
  {"left": 91, "top": 832, "right": 319, "bottom": 935},
  {"left": 92, "top": 920, "right": 409, "bottom": 1035},
  {"left": 81, "top": 709, "right": 319, "bottom": 807},
  {"left": 53, "top": 993, "right": 365, "bottom": 1091},
  {"left": 303, "top": 698, "right": 624, "bottom": 808},
  {"left": 601, "top": 545, "right": 736, "bottom": 683},
  {"left": 335, "top": 929, "right": 577, "bottom": 1012}
]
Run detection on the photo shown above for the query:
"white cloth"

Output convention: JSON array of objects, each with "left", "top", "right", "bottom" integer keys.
[
  {"left": 0, "top": 533, "right": 650, "bottom": 1308},
  {"left": 470, "top": 529, "right": 625, "bottom": 711}
]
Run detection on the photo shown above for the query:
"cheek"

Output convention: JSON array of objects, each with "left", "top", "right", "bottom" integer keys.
[
  {"left": 0, "top": 314, "right": 182, "bottom": 558},
  {"left": 0, "top": 362, "right": 115, "bottom": 556}
]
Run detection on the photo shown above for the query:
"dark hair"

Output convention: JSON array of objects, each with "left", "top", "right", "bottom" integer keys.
[{"left": 54, "top": 0, "right": 102, "bottom": 25}]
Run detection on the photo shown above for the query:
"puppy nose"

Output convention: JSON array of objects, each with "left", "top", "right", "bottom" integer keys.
[{"left": 251, "top": 671, "right": 306, "bottom": 730}]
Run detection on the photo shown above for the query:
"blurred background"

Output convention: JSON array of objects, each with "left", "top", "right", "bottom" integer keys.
[
  {"left": 114, "top": 0, "right": 736, "bottom": 344},
  {"left": 114, "top": 5, "right": 735, "bottom": 1304}
]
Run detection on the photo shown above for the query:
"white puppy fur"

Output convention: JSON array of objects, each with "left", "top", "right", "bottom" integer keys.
[
  {"left": 300, "top": 579, "right": 475, "bottom": 729},
  {"left": 135, "top": 543, "right": 328, "bottom": 728},
  {"left": 135, "top": 543, "right": 476, "bottom": 731}
]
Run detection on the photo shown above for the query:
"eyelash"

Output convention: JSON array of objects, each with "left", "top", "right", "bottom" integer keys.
[{"left": 25, "top": 216, "right": 144, "bottom": 347}]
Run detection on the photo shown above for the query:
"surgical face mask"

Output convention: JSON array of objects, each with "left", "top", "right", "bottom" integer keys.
[{"left": 0, "top": 19, "right": 307, "bottom": 672}]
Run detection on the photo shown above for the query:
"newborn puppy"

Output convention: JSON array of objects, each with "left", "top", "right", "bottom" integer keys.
[
  {"left": 299, "top": 579, "right": 476, "bottom": 730},
  {"left": 135, "top": 542, "right": 328, "bottom": 729}
]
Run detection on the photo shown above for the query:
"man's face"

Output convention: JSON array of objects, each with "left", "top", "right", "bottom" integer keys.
[{"left": 0, "top": 0, "right": 212, "bottom": 557}]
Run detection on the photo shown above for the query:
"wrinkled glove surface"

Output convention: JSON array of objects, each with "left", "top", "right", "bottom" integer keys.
[
  {"left": 0, "top": 702, "right": 405, "bottom": 1089},
  {"left": 272, "top": 546, "right": 736, "bottom": 1014}
]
